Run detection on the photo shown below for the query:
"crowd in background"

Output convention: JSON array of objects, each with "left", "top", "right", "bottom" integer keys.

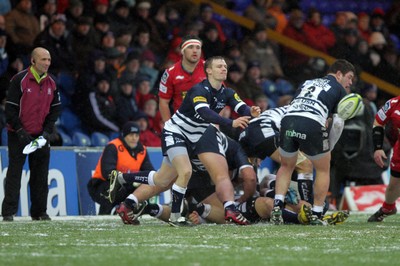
[{"left": 0, "top": 0, "right": 399, "bottom": 208}]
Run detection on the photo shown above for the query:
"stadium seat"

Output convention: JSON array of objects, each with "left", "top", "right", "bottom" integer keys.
[
  {"left": 109, "top": 131, "right": 120, "bottom": 140},
  {"left": 57, "top": 72, "right": 76, "bottom": 96},
  {"left": 91, "top": 132, "right": 110, "bottom": 147},
  {"left": 72, "top": 132, "right": 91, "bottom": 147},
  {"left": 1, "top": 127, "right": 7, "bottom": 146},
  {"left": 59, "top": 108, "right": 83, "bottom": 136},
  {"left": 57, "top": 129, "right": 73, "bottom": 146}
]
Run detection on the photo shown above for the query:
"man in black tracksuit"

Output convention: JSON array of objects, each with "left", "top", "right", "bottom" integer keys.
[{"left": 1, "top": 47, "right": 61, "bottom": 221}]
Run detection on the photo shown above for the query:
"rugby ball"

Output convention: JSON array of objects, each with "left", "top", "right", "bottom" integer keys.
[{"left": 337, "top": 93, "right": 364, "bottom": 120}]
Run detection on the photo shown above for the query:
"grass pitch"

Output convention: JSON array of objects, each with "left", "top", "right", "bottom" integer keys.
[{"left": 1, "top": 213, "right": 400, "bottom": 266}]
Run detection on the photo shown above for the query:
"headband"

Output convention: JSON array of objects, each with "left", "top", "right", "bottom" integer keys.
[{"left": 181, "top": 39, "right": 202, "bottom": 53}]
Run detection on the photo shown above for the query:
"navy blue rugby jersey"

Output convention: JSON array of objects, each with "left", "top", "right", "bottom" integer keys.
[
  {"left": 164, "top": 79, "right": 246, "bottom": 143},
  {"left": 285, "top": 75, "right": 347, "bottom": 126}
]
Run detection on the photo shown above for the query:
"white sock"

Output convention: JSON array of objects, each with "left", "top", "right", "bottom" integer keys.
[
  {"left": 126, "top": 194, "right": 138, "bottom": 205},
  {"left": 274, "top": 194, "right": 285, "bottom": 202},
  {"left": 148, "top": 170, "right": 156, "bottom": 186}
]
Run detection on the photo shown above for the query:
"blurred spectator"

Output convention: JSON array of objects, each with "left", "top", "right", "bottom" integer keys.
[
  {"left": 142, "top": 97, "right": 162, "bottom": 136},
  {"left": 135, "top": 74, "right": 153, "bottom": 110},
  {"left": 386, "top": 0, "right": 400, "bottom": 38},
  {"left": 357, "top": 12, "right": 371, "bottom": 42},
  {"left": 200, "top": 22, "right": 225, "bottom": 59},
  {"left": 242, "top": 23, "right": 283, "bottom": 79},
  {"left": 197, "top": 3, "right": 226, "bottom": 43},
  {"left": 104, "top": 46, "right": 126, "bottom": 95},
  {"left": 5, "top": 0, "right": 40, "bottom": 57},
  {"left": 361, "top": 83, "right": 378, "bottom": 115},
  {"left": 225, "top": 63, "right": 247, "bottom": 102},
  {"left": 235, "top": 60, "right": 264, "bottom": 104},
  {"left": 82, "top": 75, "right": 119, "bottom": 135},
  {"left": 119, "top": 51, "right": 141, "bottom": 84},
  {"left": 115, "top": 77, "right": 139, "bottom": 127},
  {"left": 36, "top": 0, "right": 57, "bottom": 31},
  {"left": 34, "top": 13, "right": 76, "bottom": 76},
  {"left": 92, "top": 0, "right": 110, "bottom": 16},
  {"left": 0, "top": 1, "right": 11, "bottom": 15},
  {"left": 282, "top": 9, "right": 326, "bottom": 87},
  {"left": 304, "top": 8, "right": 336, "bottom": 54},
  {"left": 65, "top": 0, "right": 84, "bottom": 32},
  {"left": 0, "top": 15, "right": 5, "bottom": 30},
  {"left": 330, "top": 28, "right": 361, "bottom": 65},
  {"left": 330, "top": 11, "right": 349, "bottom": 42},
  {"left": 0, "top": 29, "right": 8, "bottom": 77},
  {"left": 93, "top": 14, "right": 111, "bottom": 45},
  {"left": 138, "top": 50, "right": 159, "bottom": 90},
  {"left": 132, "top": 0, "right": 165, "bottom": 54},
  {"left": 243, "top": 0, "right": 277, "bottom": 32},
  {"left": 72, "top": 51, "right": 112, "bottom": 114},
  {"left": 163, "top": 36, "right": 182, "bottom": 67},
  {"left": 71, "top": 16, "right": 97, "bottom": 72},
  {"left": 130, "top": 27, "right": 161, "bottom": 61},
  {"left": 370, "top": 8, "right": 390, "bottom": 38},
  {"left": 224, "top": 40, "right": 247, "bottom": 76},
  {"left": 108, "top": 0, "right": 134, "bottom": 36},
  {"left": 133, "top": 111, "right": 161, "bottom": 147},
  {"left": 267, "top": 0, "right": 288, "bottom": 34}
]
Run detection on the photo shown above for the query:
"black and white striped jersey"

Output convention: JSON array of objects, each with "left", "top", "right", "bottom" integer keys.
[
  {"left": 285, "top": 75, "right": 347, "bottom": 126},
  {"left": 248, "top": 106, "right": 288, "bottom": 138},
  {"left": 164, "top": 79, "right": 246, "bottom": 143}
]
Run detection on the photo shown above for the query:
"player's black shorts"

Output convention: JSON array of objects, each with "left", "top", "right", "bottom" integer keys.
[
  {"left": 161, "top": 128, "right": 196, "bottom": 156},
  {"left": 239, "top": 125, "right": 279, "bottom": 159},
  {"left": 193, "top": 125, "right": 227, "bottom": 156},
  {"left": 279, "top": 116, "right": 329, "bottom": 157}
]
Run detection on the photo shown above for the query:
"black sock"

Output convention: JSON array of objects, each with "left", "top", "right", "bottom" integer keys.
[
  {"left": 171, "top": 188, "right": 185, "bottom": 213},
  {"left": 223, "top": 201, "right": 236, "bottom": 211},
  {"left": 195, "top": 203, "right": 205, "bottom": 216},
  {"left": 144, "top": 204, "right": 160, "bottom": 217},
  {"left": 282, "top": 209, "right": 300, "bottom": 224},
  {"left": 123, "top": 198, "right": 137, "bottom": 209},
  {"left": 312, "top": 211, "right": 322, "bottom": 219},
  {"left": 274, "top": 199, "right": 284, "bottom": 209},
  {"left": 298, "top": 180, "right": 314, "bottom": 204},
  {"left": 122, "top": 171, "right": 151, "bottom": 185}
]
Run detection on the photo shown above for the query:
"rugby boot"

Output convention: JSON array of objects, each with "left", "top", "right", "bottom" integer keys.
[
  {"left": 367, "top": 207, "right": 397, "bottom": 222},
  {"left": 225, "top": 209, "right": 249, "bottom": 225},
  {"left": 322, "top": 210, "right": 350, "bottom": 225},
  {"left": 271, "top": 206, "right": 283, "bottom": 225},
  {"left": 108, "top": 170, "right": 122, "bottom": 203}
]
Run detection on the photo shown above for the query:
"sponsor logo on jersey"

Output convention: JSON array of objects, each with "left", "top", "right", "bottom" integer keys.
[
  {"left": 285, "top": 129, "right": 307, "bottom": 140},
  {"left": 234, "top": 93, "right": 242, "bottom": 102},
  {"left": 161, "top": 71, "right": 169, "bottom": 84},
  {"left": 181, "top": 91, "right": 187, "bottom": 99},
  {"left": 193, "top": 96, "right": 207, "bottom": 103},
  {"left": 175, "top": 75, "right": 185, "bottom": 80},
  {"left": 383, "top": 100, "right": 391, "bottom": 112},
  {"left": 159, "top": 83, "right": 167, "bottom": 93}
]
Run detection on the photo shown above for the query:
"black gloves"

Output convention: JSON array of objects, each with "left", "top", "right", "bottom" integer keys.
[{"left": 16, "top": 128, "right": 33, "bottom": 146}]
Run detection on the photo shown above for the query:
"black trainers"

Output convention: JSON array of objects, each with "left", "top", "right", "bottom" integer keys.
[
  {"left": 108, "top": 170, "right": 122, "bottom": 203},
  {"left": 3, "top": 215, "right": 13, "bottom": 222},
  {"left": 32, "top": 214, "right": 51, "bottom": 221},
  {"left": 367, "top": 207, "right": 397, "bottom": 222}
]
